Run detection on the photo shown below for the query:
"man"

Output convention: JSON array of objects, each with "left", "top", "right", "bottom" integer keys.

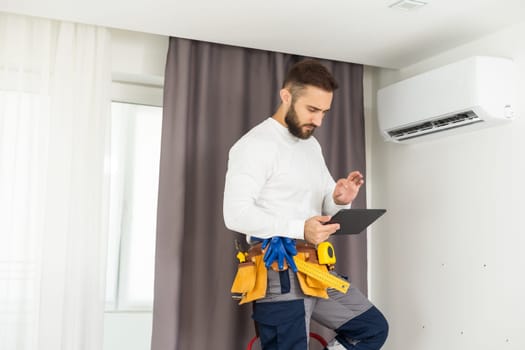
[{"left": 223, "top": 59, "right": 388, "bottom": 350}]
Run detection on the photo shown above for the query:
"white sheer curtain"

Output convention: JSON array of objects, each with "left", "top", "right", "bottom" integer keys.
[{"left": 0, "top": 13, "right": 111, "bottom": 349}]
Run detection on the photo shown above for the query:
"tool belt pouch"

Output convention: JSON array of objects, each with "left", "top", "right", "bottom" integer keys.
[
  {"left": 295, "top": 252, "right": 329, "bottom": 299},
  {"left": 231, "top": 254, "right": 267, "bottom": 305},
  {"left": 230, "top": 262, "right": 256, "bottom": 295}
]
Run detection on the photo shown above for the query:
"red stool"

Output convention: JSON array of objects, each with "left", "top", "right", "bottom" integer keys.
[{"left": 246, "top": 332, "right": 328, "bottom": 350}]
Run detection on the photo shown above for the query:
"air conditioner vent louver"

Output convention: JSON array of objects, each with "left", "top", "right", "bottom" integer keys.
[{"left": 387, "top": 111, "right": 483, "bottom": 141}]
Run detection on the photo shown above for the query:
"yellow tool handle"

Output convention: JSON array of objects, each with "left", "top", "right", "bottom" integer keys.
[{"left": 293, "top": 257, "right": 350, "bottom": 294}]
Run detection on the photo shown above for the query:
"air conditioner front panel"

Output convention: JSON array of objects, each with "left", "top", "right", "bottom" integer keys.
[{"left": 377, "top": 56, "right": 516, "bottom": 143}]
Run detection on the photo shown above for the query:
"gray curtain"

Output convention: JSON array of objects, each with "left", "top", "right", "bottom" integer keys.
[{"left": 151, "top": 37, "right": 366, "bottom": 350}]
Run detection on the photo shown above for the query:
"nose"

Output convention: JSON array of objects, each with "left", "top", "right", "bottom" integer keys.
[{"left": 312, "top": 113, "right": 323, "bottom": 127}]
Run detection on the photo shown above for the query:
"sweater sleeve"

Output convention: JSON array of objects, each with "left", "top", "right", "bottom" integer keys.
[{"left": 223, "top": 137, "right": 305, "bottom": 240}]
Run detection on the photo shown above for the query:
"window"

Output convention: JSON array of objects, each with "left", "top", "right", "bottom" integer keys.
[{"left": 105, "top": 102, "right": 162, "bottom": 311}]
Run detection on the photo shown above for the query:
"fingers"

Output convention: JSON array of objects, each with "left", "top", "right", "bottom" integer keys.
[
  {"left": 316, "top": 216, "right": 341, "bottom": 232},
  {"left": 304, "top": 216, "right": 341, "bottom": 245},
  {"left": 335, "top": 172, "right": 364, "bottom": 194},
  {"left": 322, "top": 223, "right": 340, "bottom": 235},
  {"left": 347, "top": 170, "right": 362, "bottom": 179},
  {"left": 316, "top": 215, "right": 333, "bottom": 224},
  {"left": 312, "top": 222, "right": 340, "bottom": 244},
  {"left": 347, "top": 171, "right": 362, "bottom": 180},
  {"left": 347, "top": 171, "right": 364, "bottom": 186}
]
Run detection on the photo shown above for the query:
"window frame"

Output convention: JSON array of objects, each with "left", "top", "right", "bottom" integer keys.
[{"left": 105, "top": 79, "right": 163, "bottom": 313}]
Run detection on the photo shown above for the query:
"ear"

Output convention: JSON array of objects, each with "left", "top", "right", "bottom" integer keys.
[{"left": 280, "top": 88, "right": 292, "bottom": 106}]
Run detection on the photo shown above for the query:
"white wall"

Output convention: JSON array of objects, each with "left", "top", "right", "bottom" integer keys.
[
  {"left": 104, "top": 28, "right": 168, "bottom": 350},
  {"left": 110, "top": 28, "right": 168, "bottom": 106},
  {"left": 367, "top": 20, "right": 525, "bottom": 350},
  {"left": 104, "top": 313, "right": 154, "bottom": 350}
]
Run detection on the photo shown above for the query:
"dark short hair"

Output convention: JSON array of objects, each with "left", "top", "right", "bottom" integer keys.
[{"left": 282, "top": 59, "right": 338, "bottom": 98}]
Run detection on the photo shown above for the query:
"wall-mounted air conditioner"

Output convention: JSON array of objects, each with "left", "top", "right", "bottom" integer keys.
[{"left": 377, "top": 56, "right": 516, "bottom": 143}]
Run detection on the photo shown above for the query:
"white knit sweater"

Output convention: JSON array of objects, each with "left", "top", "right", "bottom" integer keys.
[{"left": 223, "top": 118, "right": 349, "bottom": 240}]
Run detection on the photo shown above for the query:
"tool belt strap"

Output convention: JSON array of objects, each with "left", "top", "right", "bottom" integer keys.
[{"left": 246, "top": 242, "right": 319, "bottom": 264}]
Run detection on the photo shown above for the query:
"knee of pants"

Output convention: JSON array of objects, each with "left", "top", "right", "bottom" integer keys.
[
  {"left": 252, "top": 299, "right": 308, "bottom": 350},
  {"left": 336, "top": 306, "right": 389, "bottom": 347}
]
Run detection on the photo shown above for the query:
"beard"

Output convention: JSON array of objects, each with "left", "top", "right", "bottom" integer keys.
[{"left": 284, "top": 103, "right": 316, "bottom": 139}]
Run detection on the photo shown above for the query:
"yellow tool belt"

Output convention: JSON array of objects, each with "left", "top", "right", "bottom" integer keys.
[{"left": 231, "top": 242, "right": 350, "bottom": 305}]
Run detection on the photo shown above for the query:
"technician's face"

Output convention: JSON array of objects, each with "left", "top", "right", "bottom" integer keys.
[{"left": 285, "top": 86, "right": 333, "bottom": 139}]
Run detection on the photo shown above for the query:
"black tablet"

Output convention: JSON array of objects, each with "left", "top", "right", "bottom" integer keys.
[{"left": 326, "top": 209, "right": 386, "bottom": 235}]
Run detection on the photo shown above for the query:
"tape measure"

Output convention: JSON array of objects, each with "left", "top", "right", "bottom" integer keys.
[
  {"left": 293, "top": 257, "right": 350, "bottom": 294},
  {"left": 317, "top": 242, "right": 336, "bottom": 265}
]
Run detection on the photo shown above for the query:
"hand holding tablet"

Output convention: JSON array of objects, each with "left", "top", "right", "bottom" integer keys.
[{"left": 326, "top": 209, "right": 386, "bottom": 235}]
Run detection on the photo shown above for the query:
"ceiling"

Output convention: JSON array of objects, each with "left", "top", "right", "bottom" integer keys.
[{"left": 1, "top": 0, "right": 524, "bottom": 68}]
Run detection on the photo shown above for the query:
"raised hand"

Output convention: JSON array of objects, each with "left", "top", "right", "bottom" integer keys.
[{"left": 333, "top": 170, "right": 364, "bottom": 205}]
